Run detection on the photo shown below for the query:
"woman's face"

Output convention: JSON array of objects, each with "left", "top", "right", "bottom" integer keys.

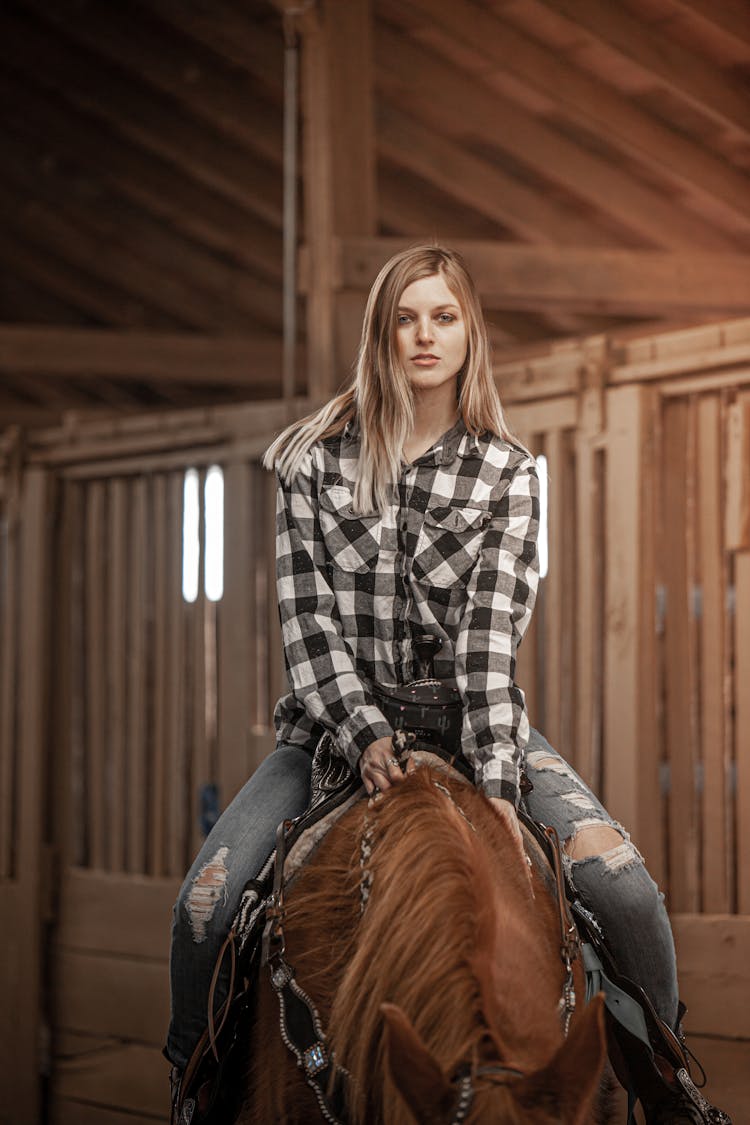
[{"left": 395, "top": 273, "right": 468, "bottom": 395}]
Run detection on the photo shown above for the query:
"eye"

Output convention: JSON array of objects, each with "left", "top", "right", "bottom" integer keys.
[
  {"left": 437, "top": 313, "right": 456, "bottom": 323},
  {"left": 397, "top": 314, "right": 412, "bottom": 325}
]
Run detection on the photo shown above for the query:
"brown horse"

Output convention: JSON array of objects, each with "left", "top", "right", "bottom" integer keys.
[{"left": 240, "top": 763, "right": 608, "bottom": 1124}]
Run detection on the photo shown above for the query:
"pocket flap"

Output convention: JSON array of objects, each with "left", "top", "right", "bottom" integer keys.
[{"left": 424, "top": 505, "right": 491, "bottom": 534}]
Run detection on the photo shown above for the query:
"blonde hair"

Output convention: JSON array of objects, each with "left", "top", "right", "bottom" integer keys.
[{"left": 263, "top": 244, "right": 516, "bottom": 514}]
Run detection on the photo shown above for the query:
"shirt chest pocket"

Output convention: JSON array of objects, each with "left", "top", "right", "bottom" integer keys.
[
  {"left": 319, "top": 485, "right": 383, "bottom": 573},
  {"left": 413, "top": 504, "right": 492, "bottom": 588}
]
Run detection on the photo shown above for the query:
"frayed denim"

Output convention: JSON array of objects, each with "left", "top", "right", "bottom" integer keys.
[
  {"left": 523, "top": 727, "right": 679, "bottom": 1029},
  {"left": 166, "top": 743, "right": 313, "bottom": 1069}
]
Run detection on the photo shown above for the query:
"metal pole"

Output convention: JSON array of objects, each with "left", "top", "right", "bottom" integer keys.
[{"left": 282, "top": 12, "right": 300, "bottom": 403}]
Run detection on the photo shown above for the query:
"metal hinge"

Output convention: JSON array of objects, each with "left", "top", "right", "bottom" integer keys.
[
  {"left": 655, "top": 585, "right": 667, "bottom": 635},
  {"left": 659, "top": 761, "right": 670, "bottom": 796},
  {"left": 691, "top": 584, "right": 702, "bottom": 620}
]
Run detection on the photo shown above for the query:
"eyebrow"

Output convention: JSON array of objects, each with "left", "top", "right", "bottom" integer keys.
[{"left": 397, "top": 303, "right": 461, "bottom": 313}]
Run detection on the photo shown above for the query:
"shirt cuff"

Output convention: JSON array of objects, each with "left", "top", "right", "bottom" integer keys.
[
  {"left": 475, "top": 756, "right": 520, "bottom": 808},
  {"left": 334, "top": 706, "right": 393, "bottom": 773}
]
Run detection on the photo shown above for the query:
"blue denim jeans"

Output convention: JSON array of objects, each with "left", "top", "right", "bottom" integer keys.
[
  {"left": 166, "top": 743, "right": 312, "bottom": 1069},
  {"left": 167, "top": 729, "right": 679, "bottom": 1068},
  {"left": 523, "top": 728, "right": 679, "bottom": 1029}
]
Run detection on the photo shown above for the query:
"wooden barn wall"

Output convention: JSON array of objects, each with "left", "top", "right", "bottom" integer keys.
[{"left": 1, "top": 320, "right": 750, "bottom": 1120}]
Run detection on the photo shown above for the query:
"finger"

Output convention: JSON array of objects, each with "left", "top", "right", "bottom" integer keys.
[
  {"left": 385, "top": 757, "right": 405, "bottom": 784},
  {"left": 367, "top": 762, "right": 395, "bottom": 792},
  {"left": 405, "top": 757, "right": 418, "bottom": 775}
]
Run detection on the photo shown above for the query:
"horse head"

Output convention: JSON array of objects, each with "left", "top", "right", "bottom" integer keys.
[{"left": 382, "top": 992, "right": 607, "bottom": 1124}]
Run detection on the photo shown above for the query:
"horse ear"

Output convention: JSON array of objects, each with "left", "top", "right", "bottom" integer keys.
[
  {"left": 381, "top": 1002, "right": 454, "bottom": 1124},
  {"left": 515, "top": 993, "right": 607, "bottom": 1124}
]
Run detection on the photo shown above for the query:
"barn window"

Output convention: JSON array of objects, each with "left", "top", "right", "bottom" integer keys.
[
  {"left": 536, "top": 454, "right": 549, "bottom": 580},
  {"left": 182, "top": 466, "right": 224, "bottom": 603}
]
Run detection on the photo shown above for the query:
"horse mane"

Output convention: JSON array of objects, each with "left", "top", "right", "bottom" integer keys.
[{"left": 286, "top": 769, "right": 566, "bottom": 1124}]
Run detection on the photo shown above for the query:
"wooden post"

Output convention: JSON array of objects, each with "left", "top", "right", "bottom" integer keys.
[
  {"left": 2, "top": 467, "right": 51, "bottom": 1122},
  {"left": 300, "top": 0, "right": 376, "bottom": 399}
]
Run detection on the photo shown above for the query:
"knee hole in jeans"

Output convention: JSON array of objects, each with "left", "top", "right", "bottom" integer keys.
[
  {"left": 185, "top": 846, "right": 230, "bottom": 943},
  {"left": 564, "top": 823, "right": 627, "bottom": 863}
]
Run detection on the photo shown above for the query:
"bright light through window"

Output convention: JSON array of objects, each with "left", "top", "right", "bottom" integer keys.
[
  {"left": 182, "top": 469, "right": 200, "bottom": 603},
  {"left": 536, "top": 454, "right": 549, "bottom": 580},
  {"left": 204, "top": 466, "right": 224, "bottom": 602},
  {"left": 182, "top": 466, "right": 225, "bottom": 603}
]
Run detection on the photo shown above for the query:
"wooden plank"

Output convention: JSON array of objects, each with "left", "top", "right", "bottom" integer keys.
[
  {"left": 189, "top": 470, "right": 208, "bottom": 859},
  {"left": 697, "top": 397, "right": 730, "bottom": 911},
  {"left": 672, "top": 915, "right": 750, "bottom": 1037},
  {"left": 406, "top": 0, "right": 750, "bottom": 227},
  {"left": 52, "top": 949, "right": 169, "bottom": 1044},
  {"left": 339, "top": 238, "right": 750, "bottom": 316},
  {"left": 540, "top": 0, "right": 750, "bottom": 140},
  {"left": 376, "top": 100, "right": 613, "bottom": 247},
  {"left": 128, "top": 476, "right": 148, "bottom": 875},
  {"left": 660, "top": 400, "right": 699, "bottom": 911},
  {"left": 726, "top": 395, "right": 750, "bottom": 551},
  {"left": 635, "top": 389, "right": 665, "bottom": 883},
  {"left": 0, "top": 475, "right": 18, "bottom": 880},
  {"left": 166, "top": 471, "right": 187, "bottom": 877},
  {"left": 52, "top": 1042, "right": 167, "bottom": 1120},
  {"left": 85, "top": 481, "right": 107, "bottom": 869},
  {"left": 602, "top": 388, "right": 643, "bottom": 835},
  {"left": 737, "top": 550, "right": 750, "bottom": 913},
  {"left": 107, "top": 479, "right": 127, "bottom": 874},
  {"left": 542, "top": 430, "right": 563, "bottom": 754},
  {"left": 0, "top": 326, "right": 288, "bottom": 386},
  {"left": 150, "top": 475, "right": 168, "bottom": 877},
  {"left": 374, "top": 26, "right": 736, "bottom": 251},
  {"left": 56, "top": 869, "right": 179, "bottom": 960},
  {"left": 7, "top": 469, "right": 51, "bottom": 1122},
  {"left": 217, "top": 461, "right": 253, "bottom": 807}
]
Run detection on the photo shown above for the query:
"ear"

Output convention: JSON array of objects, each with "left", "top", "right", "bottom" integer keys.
[
  {"left": 515, "top": 994, "right": 607, "bottom": 1125},
  {"left": 381, "top": 1002, "right": 455, "bottom": 1124}
]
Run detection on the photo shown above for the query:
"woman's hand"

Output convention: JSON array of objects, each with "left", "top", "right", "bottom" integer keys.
[
  {"left": 360, "top": 737, "right": 415, "bottom": 796},
  {"left": 487, "top": 796, "right": 526, "bottom": 860}
]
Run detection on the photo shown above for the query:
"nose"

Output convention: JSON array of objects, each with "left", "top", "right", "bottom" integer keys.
[{"left": 415, "top": 315, "right": 433, "bottom": 345}]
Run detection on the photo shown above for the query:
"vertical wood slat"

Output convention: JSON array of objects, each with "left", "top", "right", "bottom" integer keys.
[
  {"left": 661, "top": 400, "right": 699, "bottom": 911},
  {"left": 558, "top": 429, "right": 576, "bottom": 767},
  {"left": 736, "top": 549, "right": 750, "bottom": 913},
  {"left": 128, "top": 476, "right": 148, "bottom": 875},
  {"left": 190, "top": 469, "right": 208, "bottom": 858},
  {"left": 635, "top": 389, "right": 664, "bottom": 884},
  {"left": 697, "top": 396, "right": 730, "bottom": 912},
  {"left": 85, "top": 481, "right": 107, "bottom": 869},
  {"left": 217, "top": 461, "right": 252, "bottom": 808},
  {"left": 0, "top": 481, "right": 18, "bottom": 879},
  {"left": 543, "top": 429, "right": 563, "bottom": 754},
  {"left": 602, "top": 387, "right": 643, "bottom": 835},
  {"left": 150, "top": 474, "right": 168, "bottom": 877},
  {"left": 107, "top": 479, "right": 127, "bottom": 873},
  {"left": 166, "top": 471, "right": 186, "bottom": 877},
  {"left": 575, "top": 395, "right": 602, "bottom": 793}
]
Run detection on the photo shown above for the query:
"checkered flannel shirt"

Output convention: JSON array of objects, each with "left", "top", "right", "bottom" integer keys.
[{"left": 273, "top": 417, "right": 540, "bottom": 806}]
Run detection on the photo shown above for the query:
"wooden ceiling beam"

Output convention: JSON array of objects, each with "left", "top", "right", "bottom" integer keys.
[
  {"left": 24, "top": 0, "right": 284, "bottom": 168},
  {"left": 377, "top": 101, "right": 616, "bottom": 247},
  {"left": 337, "top": 238, "right": 750, "bottom": 317},
  {"left": 145, "top": 0, "right": 284, "bottom": 92},
  {"left": 378, "top": 163, "right": 511, "bottom": 240},
  {"left": 538, "top": 0, "right": 750, "bottom": 139},
  {"left": 0, "top": 73, "right": 283, "bottom": 281},
  {"left": 0, "top": 9, "right": 282, "bottom": 227},
  {"left": 0, "top": 329, "right": 290, "bottom": 389},
  {"left": 2, "top": 132, "right": 283, "bottom": 334},
  {"left": 671, "top": 0, "right": 750, "bottom": 51},
  {"left": 374, "top": 26, "right": 736, "bottom": 251},
  {"left": 404, "top": 0, "right": 750, "bottom": 230}
]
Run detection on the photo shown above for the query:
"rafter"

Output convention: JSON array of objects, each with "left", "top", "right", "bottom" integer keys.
[
  {"left": 374, "top": 25, "right": 737, "bottom": 251},
  {"left": 377, "top": 101, "right": 617, "bottom": 246},
  {"left": 337, "top": 238, "right": 750, "bottom": 317},
  {"left": 0, "top": 9, "right": 282, "bottom": 227},
  {"left": 404, "top": 0, "right": 750, "bottom": 230},
  {"left": 0, "top": 72, "right": 282, "bottom": 281},
  {"left": 0, "top": 328, "right": 290, "bottom": 388},
  {"left": 24, "top": 0, "right": 284, "bottom": 168},
  {"left": 538, "top": 0, "right": 750, "bottom": 139},
  {"left": 671, "top": 0, "right": 750, "bottom": 51}
]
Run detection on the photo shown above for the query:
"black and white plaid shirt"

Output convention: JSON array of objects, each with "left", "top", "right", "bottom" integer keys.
[{"left": 273, "top": 417, "right": 540, "bottom": 805}]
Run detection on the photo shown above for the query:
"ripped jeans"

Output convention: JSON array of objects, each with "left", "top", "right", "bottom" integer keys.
[
  {"left": 522, "top": 728, "right": 679, "bottom": 1030},
  {"left": 166, "top": 730, "right": 679, "bottom": 1069}
]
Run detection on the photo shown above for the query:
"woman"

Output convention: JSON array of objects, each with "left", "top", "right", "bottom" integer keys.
[{"left": 167, "top": 245, "right": 724, "bottom": 1124}]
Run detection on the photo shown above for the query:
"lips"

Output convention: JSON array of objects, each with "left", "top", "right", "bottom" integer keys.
[{"left": 412, "top": 354, "right": 440, "bottom": 366}]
